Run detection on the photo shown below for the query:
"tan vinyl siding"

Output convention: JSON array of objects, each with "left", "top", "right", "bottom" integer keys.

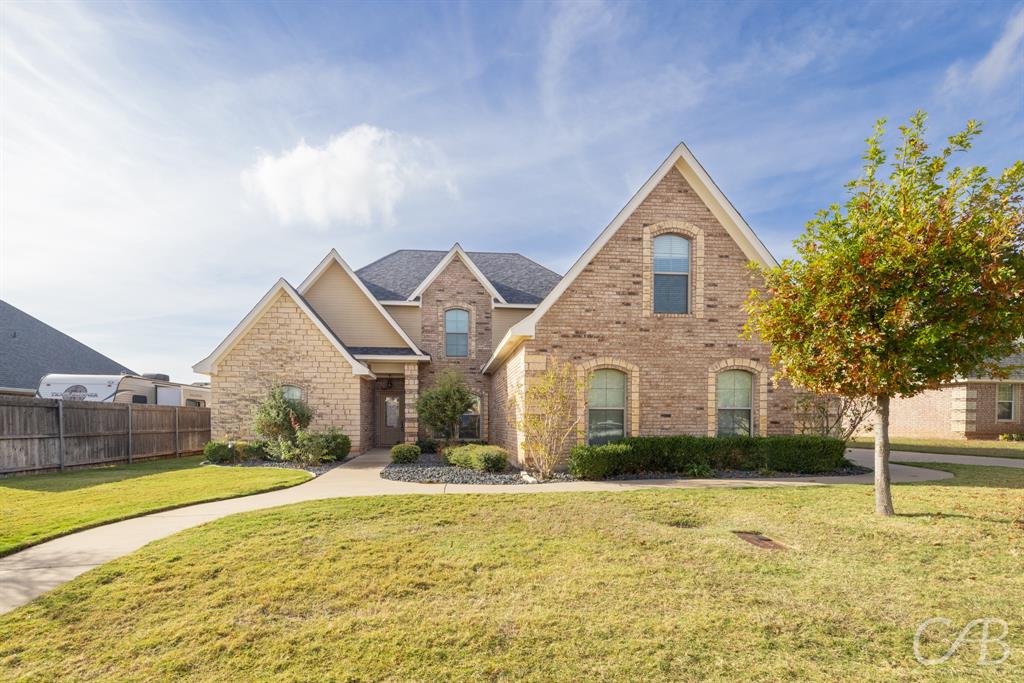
[
  {"left": 384, "top": 305, "right": 422, "bottom": 346},
  {"left": 303, "top": 262, "right": 408, "bottom": 348},
  {"left": 492, "top": 308, "right": 531, "bottom": 348},
  {"left": 367, "top": 361, "right": 406, "bottom": 375}
]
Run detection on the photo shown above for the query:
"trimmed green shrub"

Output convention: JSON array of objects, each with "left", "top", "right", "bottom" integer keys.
[
  {"left": 416, "top": 437, "right": 439, "bottom": 454},
  {"left": 203, "top": 440, "right": 234, "bottom": 463},
  {"left": 318, "top": 429, "right": 352, "bottom": 460},
  {"left": 391, "top": 443, "right": 421, "bottom": 463},
  {"left": 568, "top": 443, "right": 630, "bottom": 479},
  {"left": 568, "top": 435, "right": 846, "bottom": 479},
  {"left": 203, "top": 440, "right": 263, "bottom": 464},
  {"left": 446, "top": 444, "right": 509, "bottom": 472}
]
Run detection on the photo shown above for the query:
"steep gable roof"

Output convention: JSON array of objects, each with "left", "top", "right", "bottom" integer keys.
[
  {"left": 297, "top": 249, "right": 426, "bottom": 355},
  {"left": 356, "top": 248, "right": 561, "bottom": 305},
  {"left": 192, "top": 279, "right": 375, "bottom": 376},
  {"left": 483, "top": 142, "right": 778, "bottom": 373},
  {"left": 408, "top": 243, "right": 506, "bottom": 303},
  {"left": 0, "top": 299, "right": 135, "bottom": 391}
]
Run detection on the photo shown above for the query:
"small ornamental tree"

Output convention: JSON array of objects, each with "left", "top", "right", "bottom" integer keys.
[
  {"left": 416, "top": 370, "right": 475, "bottom": 441},
  {"left": 746, "top": 112, "right": 1023, "bottom": 515},
  {"left": 251, "top": 385, "right": 314, "bottom": 440},
  {"left": 508, "top": 360, "right": 585, "bottom": 480}
]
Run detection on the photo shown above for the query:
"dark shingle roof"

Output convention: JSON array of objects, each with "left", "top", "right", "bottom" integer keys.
[
  {"left": 349, "top": 346, "right": 425, "bottom": 356},
  {"left": 356, "top": 250, "right": 562, "bottom": 304},
  {"left": 966, "top": 352, "right": 1024, "bottom": 381},
  {"left": 0, "top": 300, "right": 135, "bottom": 391}
]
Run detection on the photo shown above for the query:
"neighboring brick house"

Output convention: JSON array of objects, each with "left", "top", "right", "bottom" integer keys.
[
  {"left": 875, "top": 355, "right": 1024, "bottom": 440},
  {"left": 194, "top": 143, "right": 795, "bottom": 460}
]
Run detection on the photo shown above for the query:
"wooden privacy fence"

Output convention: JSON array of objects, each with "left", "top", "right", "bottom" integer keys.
[{"left": 0, "top": 396, "right": 211, "bottom": 475}]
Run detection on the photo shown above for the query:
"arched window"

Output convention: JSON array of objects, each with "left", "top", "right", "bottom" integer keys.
[
  {"left": 444, "top": 309, "right": 469, "bottom": 357},
  {"left": 717, "top": 370, "right": 752, "bottom": 436},
  {"left": 588, "top": 369, "right": 626, "bottom": 445},
  {"left": 653, "top": 234, "right": 690, "bottom": 313},
  {"left": 281, "top": 384, "right": 303, "bottom": 401},
  {"left": 459, "top": 395, "right": 481, "bottom": 440}
]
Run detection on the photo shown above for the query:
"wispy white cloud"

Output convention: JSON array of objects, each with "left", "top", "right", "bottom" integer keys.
[
  {"left": 942, "top": 5, "right": 1024, "bottom": 95},
  {"left": 241, "top": 125, "right": 456, "bottom": 228}
]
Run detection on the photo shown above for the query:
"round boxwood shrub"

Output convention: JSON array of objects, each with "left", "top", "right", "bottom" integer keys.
[
  {"left": 446, "top": 444, "right": 509, "bottom": 472},
  {"left": 391, "top": 443, "right": 421, "bottom": 463},
  {"left": 203, "top": 440, "right": 234, "bottom": 464}
]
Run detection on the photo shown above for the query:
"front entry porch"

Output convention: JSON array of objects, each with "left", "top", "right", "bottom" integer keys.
[{"left": 369, "top": 364, "right": 419, "bottom": 448}]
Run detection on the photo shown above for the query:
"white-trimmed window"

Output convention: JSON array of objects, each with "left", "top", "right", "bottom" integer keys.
[
  {"left": 459, "top": 396, "right": 481, "bottom": 439},
  {"left": 717, "top": 370, "right": 753, "bottom": 436},
  {"left": 445, "top": 309, "right": 469, "bottom": 357},
  {"left": 653, "top": 234, "right": 690, "bottom": 314},
  {"left": 588, "top": 369, "right": 626, "bottom": 445},
  {"left": 997, "top": 384, "right": 1016, "bottom": 421},
  {"left": 282, "top": 384, "right": 303, "bottom": 401}
]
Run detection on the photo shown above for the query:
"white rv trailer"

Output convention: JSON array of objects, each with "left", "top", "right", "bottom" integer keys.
[{"left": 37, "top": 374, "right": 210, "bottom": 406}]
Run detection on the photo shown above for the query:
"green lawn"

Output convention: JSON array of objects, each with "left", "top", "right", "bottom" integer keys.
[
  {"left": 2, "top": 465, "right": 1021, "bottom": 681},
  {"left": 850, "top": 436, "right": 1024, "bottom": 459},
  {"left": 0, "top": 456, "right": 311, "bottom": 556}
]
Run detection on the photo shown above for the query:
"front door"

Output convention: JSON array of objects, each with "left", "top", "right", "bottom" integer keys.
[{"left": 376, "top": 391, "right": 404, "bottom": 447}]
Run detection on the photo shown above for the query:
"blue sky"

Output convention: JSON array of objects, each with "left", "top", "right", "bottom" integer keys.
[{"left": 2, "top": 0, "right": 1022, "bottom": 383}]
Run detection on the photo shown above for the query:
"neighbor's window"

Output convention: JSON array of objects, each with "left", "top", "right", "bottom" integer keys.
[
  {"left": 717, "top": 370, "right": 753, "bottom": 436},
  {"left": 653, "top": 234, "right": 690, "bottom": 314},
  {"left": 997, "top": 384, "right": 1016, "bottom": 421},
  {"left": 282, "top": 385, "right": 303, "bottom": 401},
  {"left": 587, "top": 369, "right": 626, "bottom": 445},
  {"left": 185, "top": 399, "right": 205, "bottom": 407},
  {"left": 459, "top": 395, "right": 481, "bottom": 440},
  {"left": 445, "top": 309, "right": 469, "bottom": 357}
]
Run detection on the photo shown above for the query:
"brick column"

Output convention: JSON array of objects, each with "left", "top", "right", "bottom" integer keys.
[{"left": 404, "top": 363, "right": 419, "bottom": 442}]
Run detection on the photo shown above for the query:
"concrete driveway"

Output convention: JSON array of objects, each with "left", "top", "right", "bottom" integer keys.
[{"left": 2, "top": 447, "right": 1013, "bottom": 616}]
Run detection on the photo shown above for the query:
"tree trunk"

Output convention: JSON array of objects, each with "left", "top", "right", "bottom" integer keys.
[{"left": 874, "top": 394, "right": 895, "bottom": 516}]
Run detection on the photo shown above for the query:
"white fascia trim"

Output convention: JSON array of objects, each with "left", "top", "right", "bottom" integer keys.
[
  {"left": 493, "top": 302, "right": 537, "bottom": 309},
  {"left": 192, "top": 278, "right": 375, "bottom": 378},
  {"left": 497, "top": 142, "right": 778, "bottom": 350},
  {"left": 355, "top": 355, "right": 431, "bottom": 362},
  {"left": 407, "top": 243, "right": 507, "bottom": 304},
  {"left": 297, "top": 248, "right": 425, "bottom": 355},
  {"left": 480, "top": 328, "right": 529, "bottom": 374},
  {"left": 380, "top": 300, "right": 421, "bottom": 307}
]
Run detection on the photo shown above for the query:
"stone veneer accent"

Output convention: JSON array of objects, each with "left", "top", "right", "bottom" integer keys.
[
  {"left": 949, "top": 384, "right": 977, "bottom": 437},
  {"left": 418, "top": 255, "right": 494, "bottom": 439},
  {"left": 642, "top": 220, "right": 705, "bottom": 319},
  {"left": 575, "top": 357, "right": 641, "bottom": 444},
  {"left": 209, "top": 291, "right": 369, "bottom": 452},
  {"left": 403, "top": 362, "right": 419, "bottom": 442},
  {"left": 706, "top": 358, "right": 770, "bottom": 437}
]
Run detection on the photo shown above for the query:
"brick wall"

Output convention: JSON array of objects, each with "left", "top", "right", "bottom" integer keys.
[
  {"left": 969, "top": 382, "right": 1023, "bottom": 438},
  {"left": 417, "top": 256, "right": 494, "bottom": 439},
  {"left": 489, "top": 343, "right": 526, "bottom": 460},
  {"left": 210, "top": 292, "right": 369, "bottom": 452},
  {"left": 883, "top": 387, "right": 956, "bottom": 439},
  {"left": 514, "top": 166, "right": 793, "bottom": 447}
]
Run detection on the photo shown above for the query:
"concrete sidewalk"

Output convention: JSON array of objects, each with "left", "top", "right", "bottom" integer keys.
[{"left": 0, "top": 447, "right": 992, "bottom": 616}]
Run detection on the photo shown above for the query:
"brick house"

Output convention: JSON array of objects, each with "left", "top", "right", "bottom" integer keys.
[
  {"left": 193, "top": 143, "right": 795, "bottom": 461},
  {"left": 873, "top": 355, "right": 1024, "bottom": 440}
]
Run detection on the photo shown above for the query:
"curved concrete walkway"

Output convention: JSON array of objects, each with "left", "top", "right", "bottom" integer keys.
[{"left": 2, "top": 447, "right": 1012, "bottom": 616}]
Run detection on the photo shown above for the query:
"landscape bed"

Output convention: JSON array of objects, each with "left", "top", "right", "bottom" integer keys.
[{"left": 1, "top": 463, "right": 1020, "bottom": 681}]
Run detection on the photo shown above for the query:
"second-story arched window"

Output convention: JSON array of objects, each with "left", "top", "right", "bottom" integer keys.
[
  {"left": 445, "top": 309, "right": 469, "bottom": 357},
  {"left": 653, "top": 234, "right": 690, "bottom": 313}
]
